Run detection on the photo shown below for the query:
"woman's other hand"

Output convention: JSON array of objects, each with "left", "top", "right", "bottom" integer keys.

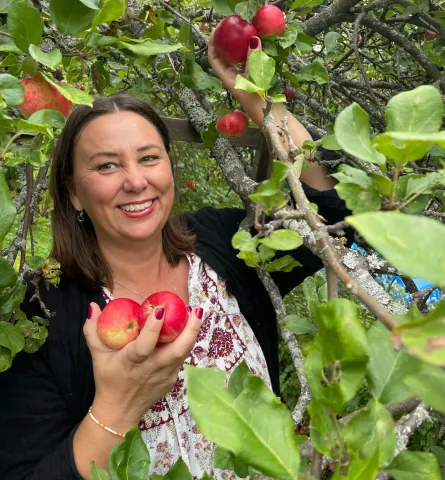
[
  {"left": 208, "top": 30, "right": 261, "bottom": 92},
  {"left": 84, "top": 302, "right": 203, "bottom": 426}
]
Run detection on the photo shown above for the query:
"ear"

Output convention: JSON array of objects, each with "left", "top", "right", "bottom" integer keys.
[{"left": 68, "top": 178, "right": 83, "bottom": 211}]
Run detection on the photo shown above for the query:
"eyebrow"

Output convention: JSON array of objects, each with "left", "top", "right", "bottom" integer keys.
[{"left": 88, "top": 144, "right": 161, "bottom": 162}]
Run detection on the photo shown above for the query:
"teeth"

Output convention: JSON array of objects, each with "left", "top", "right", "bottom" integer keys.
[{"left": 120, "top": 200, "right": 153, "bottom": 212}]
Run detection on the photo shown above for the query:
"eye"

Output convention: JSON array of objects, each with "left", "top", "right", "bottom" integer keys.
[
  {"left": 97, "top": 162, "right": 118, "bottom": 171},
  {"left": 141, "top": 155, "right": 158, "bottom": 163}
]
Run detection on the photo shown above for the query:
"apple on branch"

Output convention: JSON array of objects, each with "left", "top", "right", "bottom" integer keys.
[
  {"left": 139, "top": 291, "right": 189, "bottom": 344},
  {"left": 252, "top": 5, "right": 286, "bottom": 38},
  {"left": 216, "top": 110, "right": 249, "bottom": 138},
  {"left": 18, "top": 77, "right": 72, "bottom": 119},
  {"left": 213, "top": 15, "right": 257, "bottom": 64}
]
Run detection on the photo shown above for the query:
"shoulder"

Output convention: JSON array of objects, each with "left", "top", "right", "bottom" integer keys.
[{"left": 181, "top": 207, "right": 245, "bottom": 237}]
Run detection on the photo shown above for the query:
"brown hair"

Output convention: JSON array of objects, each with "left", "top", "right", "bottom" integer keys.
[{"left": 49, "top": 94, "right": 195, "bottom": 291}]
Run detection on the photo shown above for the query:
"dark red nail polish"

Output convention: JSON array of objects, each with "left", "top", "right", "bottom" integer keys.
[
  {"left": 155, "top": 307, "right": 165, "bottom": 320},
  {"left": 87, "top": 304, "right": 93, "bottom": 319},
  {"left": 186, "top": 306, "right": 192, "bottom": 314},
  {"left": 196, "top": 308, "right": 204, "bottom": 320},
  {"left": 250, "top": 37, "right": 259, "bottom": 49}
]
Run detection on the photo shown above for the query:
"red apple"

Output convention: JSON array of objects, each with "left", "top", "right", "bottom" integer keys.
[
  {"left": 213, "top": 15, "right": 258, "bottom": 64},
  {"left": 216, "top": 110, "right": 249, "bottom": 137},
  {"left": 139, "top": 291, "right": 188, "bottom": 344},
  {"left": 284, "top": 87, "right": 295, "bottom": 103},
  {"left": 18, "top": 77, "right": 72, "bottom": 119},
  {"left": 79, "top": 85, "right": 86, "bottom": 91},
  {"left": 253, "top": 5, "right": 286, "bottom": 38},
  {"left": 97, "top": 298, "right": 141, "bottom": 350},
  {"left": 425, "top": 31, "right": 438, "bottom": 40},
  {"left": 200, "top": 24, "right": 208, "bottom": 31},
  {"left": 185, "top": 181, "right": 196, "bottom": 190}
]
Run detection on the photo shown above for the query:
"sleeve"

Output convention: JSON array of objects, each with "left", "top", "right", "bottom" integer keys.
[{"left": 0, "top": 283, "right": 84, "bottom": 480}]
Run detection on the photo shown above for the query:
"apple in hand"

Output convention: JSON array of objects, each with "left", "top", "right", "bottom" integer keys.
[
  {"left": 18, "top": 77, "right": 72, "bottom": 119},
  {"left": 253, "top": 5, "right": 286, "bottom": 38},
  {"left": 139, "top": 291, "right": 188, "bottom": 344},
  {"left": 216, "top": 110, "right": 249, "bottom": 138},
  {"left": 97, "top": 298, "right": 141, "bottom": 350},
  {"left": 213, "top": 15, "right": 258, "bottom": 64}
]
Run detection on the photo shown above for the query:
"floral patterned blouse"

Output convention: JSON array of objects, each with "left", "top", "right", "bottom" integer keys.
[{"left": 102, "top": 253, "right": 272, "bottom": 479}]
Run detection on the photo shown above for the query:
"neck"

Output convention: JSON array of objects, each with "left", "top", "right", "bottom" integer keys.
[{"left": 97, "top": 231, "right": 165, "bottom": 289}]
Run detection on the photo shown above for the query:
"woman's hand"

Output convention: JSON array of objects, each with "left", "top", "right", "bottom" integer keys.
[
  {"left": 84, "top": 302, "right": 203, "bottom": 427},
  {"left": 208, "top": 30, "right": 261, "bottom": 92}
]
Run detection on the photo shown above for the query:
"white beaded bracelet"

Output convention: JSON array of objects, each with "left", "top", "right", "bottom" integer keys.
[{"left": 88, "top": 407, "right": 126, "bottom": 438}]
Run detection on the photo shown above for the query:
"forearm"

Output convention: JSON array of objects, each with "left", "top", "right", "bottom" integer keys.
[
  {"left": 230, "top": 89, "right": 336, "bottom": 191},
  {"left": 73, "top": 400, "right": 139, "bottom": 478}
]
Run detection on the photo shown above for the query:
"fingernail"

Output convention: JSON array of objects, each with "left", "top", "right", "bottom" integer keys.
[
  {"left": 186, "top": 306, "right": 192, "bottom": 314},
  {"left": 195, "top": 307, "right": 204, "bottom": 320},
  {"left": 155, "top": 307, "right": 165, "bottom": 320},
  {"left": 250, "top": 37, "right": 259, "bottom": 49},
  {"left": 87, "top": 304, "right": 93, "bottom": 319}
]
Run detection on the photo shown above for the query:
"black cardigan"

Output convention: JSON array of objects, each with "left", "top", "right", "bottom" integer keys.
[{"left": 0, "top": 184, "right": 348, "bottom": 479}]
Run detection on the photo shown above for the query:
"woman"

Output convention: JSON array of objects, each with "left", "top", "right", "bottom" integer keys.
[{"left": 0, "top": 35, "right": 346, "bottom": 479}]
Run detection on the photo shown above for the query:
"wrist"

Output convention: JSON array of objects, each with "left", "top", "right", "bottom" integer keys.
[{"left": 91, "top": 398, "right": 141, "bottom": 433}]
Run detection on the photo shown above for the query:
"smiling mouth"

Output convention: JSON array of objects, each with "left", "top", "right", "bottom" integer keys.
[{"left": 119, "top": 199, "right": 154, "bottom": 212}]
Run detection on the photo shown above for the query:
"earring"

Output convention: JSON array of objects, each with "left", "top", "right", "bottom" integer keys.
[{"left": 77, "top": 210, "right": 85, "bottom": 223}]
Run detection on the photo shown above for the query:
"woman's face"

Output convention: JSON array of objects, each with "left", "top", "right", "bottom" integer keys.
[{"left": 69, "top": 111, "right": 175, "bottom": 247}]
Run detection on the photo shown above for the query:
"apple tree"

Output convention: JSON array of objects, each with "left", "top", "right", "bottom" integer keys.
[{"left": 0, "top": 0, "right": 445, "bottom": 479}]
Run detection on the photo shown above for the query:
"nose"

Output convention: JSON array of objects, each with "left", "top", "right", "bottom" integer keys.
[{"left": 122, "top": 163, "right": 149, "bottom": 192}]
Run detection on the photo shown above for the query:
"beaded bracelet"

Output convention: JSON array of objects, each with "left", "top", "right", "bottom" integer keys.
[{"left": 88, "top": 407, "right": 126, "bottom": 438}]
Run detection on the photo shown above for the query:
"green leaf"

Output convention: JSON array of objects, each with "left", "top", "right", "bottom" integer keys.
[
  {"left": 0, "top": 278, "right": 25, "bottom": 315},
  {"left": 89, "top": 461, "right": 111, "bottom": 480},
  {"left": 160, "top": 457, "right": 192, "bottom": 480},
  {"left": 0, "top": 0, "right": 16, "bottom": 13},
  {"left": 78, "top": 0, "right": 99, "bottom": 9},
  {"left": 386, "top": 86, "right": 443, "bottom": 134},
  {"left": 29, "top": 45, "right": 62, "bottom": 69},
  {"left": 7, "top": 0, "right": 43, "bottom": 53},
  {"left": 258, "top": 244, "right": 275, "bottom": 263},
  {"left": 387, "top": 451, "right": 442, "bottom": 480},
  {"left": 283, "top": 314, "right": 318, "bottom": 335},
  {"left": 15, "top": 317, "right": 48, "bottom": 353},
  {"left": 0, "top": 167, "right": 17, "bottom": 246},
  {"left": 109, "top": 427, "right": 150, "bottom": 480},
  {"left": 308, "top": 398, "right": 342, "bottom": 457},
  {"left": 279, "top": 22, "right": 304, "bottom": 49},
  {"left": 372, "top": 131, "right": 431, "bottom": 165},
  {"left": 322, "top": 134, "right": 341, "bottom": 151},
  {"left": 49, "top": 0, "right": 97, "bottom": 35},
  {"left": 265, "top": 255, "right": 301, "bottom": 272},
  {"left": 118, "top": 40, "right": 182, "bottom": 57},
  {"left": 180, "top": 60, "right": 222, "bottom": 92},
  {"left": 236, "top": 251, "right": 260, "bottom": 268},
  {"left": 41, "top": 73, "right": 93, "bottom": 106},
  {"left": 334, "top": 104, "right": 386, "bottom": 165},
  {"left": 324, "top": 31, "right": 341, "bottom": 57},
  {"left": 404, "top": 363, "right": 445, "bottom": 413},
  {"left": 369, "top": 173, "right": 392, "bottom": 197},
  {"left": 316, "top": 299, "right": 369, "bottom": 364},
  {"left": 235, "top": 75, "right": 265, "bottom": 95},
  {"left": 91, "top": 0, "right": 125, "bottom": 30},
  {"left": 0, "top": 257, "right": 17, "bottom": 291},
  {"left": 27, "top": 109, "right": 66, "bottom": 128},
  {"left": 214, "top": 446, "right": 249, "bottom": 478},
  {"left": 0, "top": 321, "right": 24, "bottom": 372},
  {"left": 0, "top": 73, "right": 24, "bottom": 106},
  {"left": 331, "top": 164, "right": 372, "bottom": 188},
  {"left": 186, "top": 366, "right": 300, "bottom": 480},
  {"left": 335, "top": 183, "right": 381, "bottom": 214},
  {"left": 396, "top": 301, "right": 445, "bottom": 368},
  {"left": 343, "top": 399, "right": 396, "bottom": 467},
  {"left": 232, "top": 231, "right": 259, "bottom": 252},
  {"left": 347, "top": 212, "right": 445, "bottom": 287},
  {"left": 211, "top": 0, "right": 238, "bottom": 16},
  {"left": 259, "top": 230, "right": 302, "bottom": 251},
  {"left": 366, "top": 322, "right": 417, "bottom": 403},
  {"left": 247, "top": 50, "right": 275, "bottom": 91},
  {"left": 235, "top": 0, "right": 263, "bottom": 22},
  {"left": 228, "top": 360, "right": 253, "bottom": 398},
  {"left": 297, "top": 60, "right": 329, "bottom": 85}
]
